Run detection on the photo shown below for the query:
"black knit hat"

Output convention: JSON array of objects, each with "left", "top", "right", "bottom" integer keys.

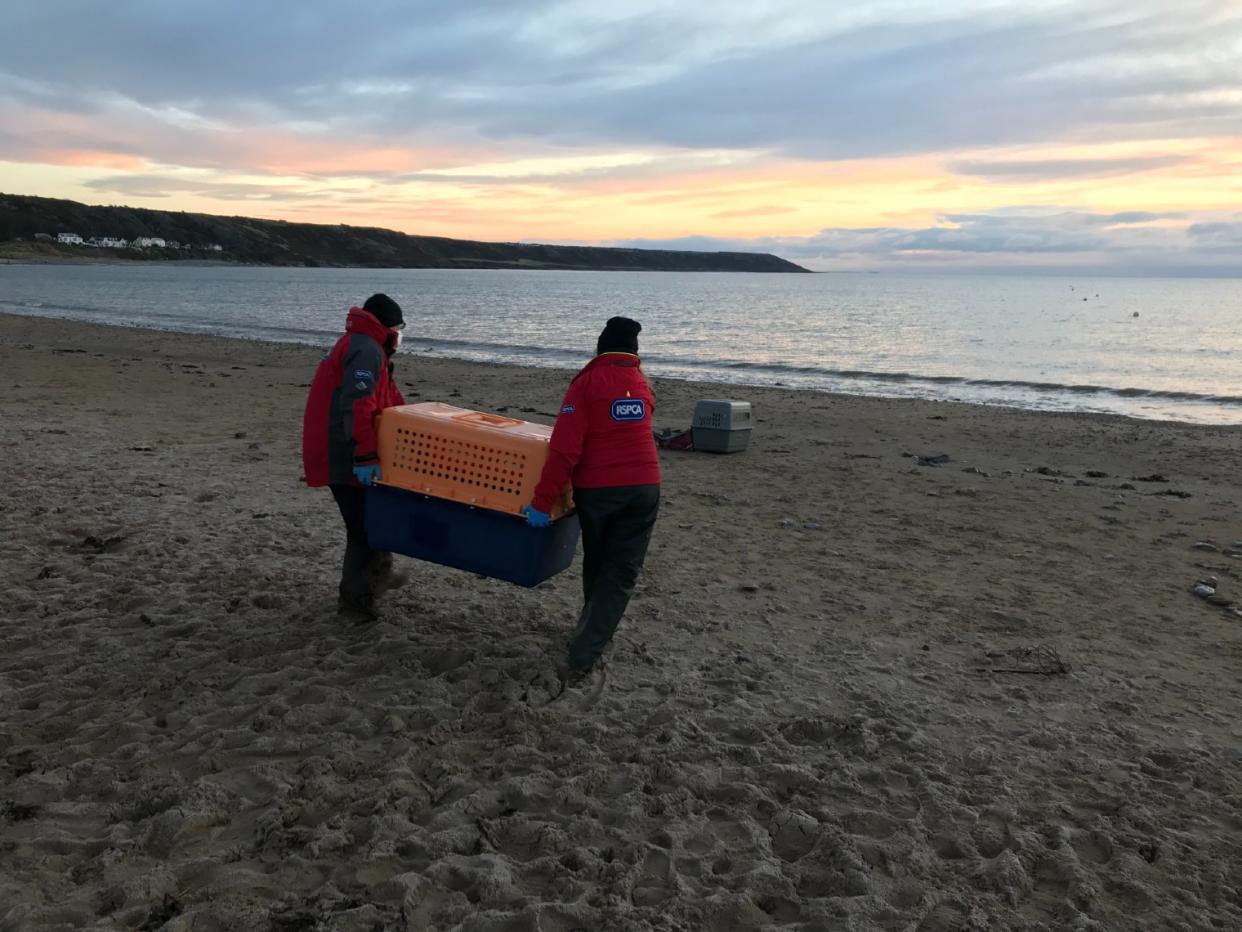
[
  {"left": 363, "top": 293, "right": 404, "bottom": 328},
  {"left": 596, "top": 316, "right": 641, "bottom": 355}
]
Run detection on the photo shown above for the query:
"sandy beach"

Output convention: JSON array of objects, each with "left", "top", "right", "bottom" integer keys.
[{"left": 1, "top": 311, "right": 1239, "bottom": 931}]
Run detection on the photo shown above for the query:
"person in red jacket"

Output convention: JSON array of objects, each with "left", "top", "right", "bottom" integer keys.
[
  {"left": 522, "top": 317, "right": 661, "bottom": 684},
  {"left": 302, "top": 294, "right": 408, "bottom": 623}
]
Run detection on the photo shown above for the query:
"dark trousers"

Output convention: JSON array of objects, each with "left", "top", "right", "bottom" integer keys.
[
  {"left": 330, "top": 484, "right": 377, "bottom": 604},
  {"left": 568, "top": 484, "right": 660, "bottom": 672}
]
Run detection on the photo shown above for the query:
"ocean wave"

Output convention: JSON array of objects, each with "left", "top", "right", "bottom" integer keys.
[
  {"left": 636, "top": 355, "right": 1242, "bottom": 407},
  {"left": 3, "top": 300, "right": 1238, "bottom": 417}
]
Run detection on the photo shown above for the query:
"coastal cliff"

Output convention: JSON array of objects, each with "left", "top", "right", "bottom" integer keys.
[{"left": 0, "top": 193, "right": 808, "bottom": 272}]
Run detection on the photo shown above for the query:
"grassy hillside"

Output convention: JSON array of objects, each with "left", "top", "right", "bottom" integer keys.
[{"left": 0, "top": 193, "right": 809, "bottom": 273}]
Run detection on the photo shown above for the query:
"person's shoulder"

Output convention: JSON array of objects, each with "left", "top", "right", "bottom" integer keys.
[
  {"left": 624, "top": 361, "right": 651, "bottom": 386},
  {"left": 570, "top": 361, "right": 601, "bottom": 389},
  {"left": 344, "top": 331, "right": 381, "bottom": 357}
]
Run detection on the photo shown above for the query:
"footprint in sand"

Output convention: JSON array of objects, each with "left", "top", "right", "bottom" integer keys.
[
  {"left": 519, "top": 668, "right": 563, "bottom": 707},
  {"left": 421, "top": 647, "right": 475, "bottom": 677},
  {"left": 770, "top": 809, "right": 820, "bottom": 861},
  {"left": 1069, "top": 829, "right": 1114, "bottom": 865},
  {"left": 915, "top": 900, "right": 971, "bottom": 932},
  {"left": 526, "top": 666, "right": 609, "bottom": 712},
  {"left": 631, "top": 848, "right": 676, "bottom": 906},
  {"left": 841, "top": 809, "right": 900, "bottom": 840}
]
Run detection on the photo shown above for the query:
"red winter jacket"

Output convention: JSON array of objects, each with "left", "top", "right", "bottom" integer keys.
[
  {"left": 302, "top": 308, "right": 406, "bottom": 487},
  {"left": 532, "top": 352, "right": 661, "bottom": 512}
]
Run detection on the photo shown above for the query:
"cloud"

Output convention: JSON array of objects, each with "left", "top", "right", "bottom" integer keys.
[
  {"left": 948, "top": 155, "right": 1192, "bottom": 182},
  {"left": 1103, "top": 211, "right": 1186, "bottom": 224},
  {"left": 711, "top": 205, "right": 797, "bottom": 219},
  {"left": 1, "top": 1, "right": 1239, "bottom": 164},
  {"left": 1187, "top": 220, "right": 1242, "bottom": 246},
  {"left": 82, "top": 174, "right": 327, "bottom": 203},
  {"left": 475, "top": 3, "right": 1242, "bottom": 160},
  {"left": 0, "top": 2, "right": 556, "bottom": 117},
  {"left": 615, "top": 208, "right": 1242, "bottom": 274},
  {"left": 386, "top": 149, "right": 757, "bottom": 187}
]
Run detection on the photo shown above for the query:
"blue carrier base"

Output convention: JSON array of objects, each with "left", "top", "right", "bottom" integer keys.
[{"left": 365, "top": 484, "right": 579, "bottom": 588}]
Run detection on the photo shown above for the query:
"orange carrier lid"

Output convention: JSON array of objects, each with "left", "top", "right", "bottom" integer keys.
[{"left": 376, "top": 402, "right": 574, "bottom": 519}]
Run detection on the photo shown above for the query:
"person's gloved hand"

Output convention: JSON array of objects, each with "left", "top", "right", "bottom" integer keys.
[
  {"left": 521, "top": 504, "right": 551, "bottom": 528},
  {"left": 353, "top": 464, "right": 381, "bottom": 486}
]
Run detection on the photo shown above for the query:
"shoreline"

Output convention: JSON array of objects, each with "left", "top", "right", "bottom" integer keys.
[
  {"left": 0, "top": 254, "right": 816, "bottom": 273},
  {"left": 0, "top": 255, "right": 247, "bottom": 268},
  {"left": 2, "top": 312, "right": 1241, "bottom": 929},
  {"left": 1, "top": 308, "right": 1235, "bottom": 428}
]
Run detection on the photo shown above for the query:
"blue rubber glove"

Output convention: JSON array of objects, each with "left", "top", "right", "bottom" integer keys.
[
  {"left": 353, "top": 464, "right": 381, "bottom": 486},
  {"left": 521, "top": 504, "right": 551, "bottom": 528}
]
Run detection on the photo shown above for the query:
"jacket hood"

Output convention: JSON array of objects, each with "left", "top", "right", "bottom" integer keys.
[
  {"left": 346, "top": 307, "right": 398, "bottom": 354},
  {"left": 571, "top": 351, "right": 641, "bottom": 385}
]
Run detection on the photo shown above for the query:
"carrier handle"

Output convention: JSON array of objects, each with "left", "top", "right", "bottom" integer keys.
[{"left": 451, "top": 411, "right": 523, "bottom": 428}]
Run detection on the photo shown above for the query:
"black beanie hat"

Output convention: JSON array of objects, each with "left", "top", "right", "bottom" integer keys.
[
  {"left": 596, "top": 316, "right": 641, "bottom": 355},
  {"left": 363, "top": 293, "right": 404, "bottom": 328}
]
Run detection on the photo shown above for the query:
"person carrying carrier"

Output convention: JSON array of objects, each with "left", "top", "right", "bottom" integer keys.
[
  {"left": 302, "top": 293, "right": 408, "bottom": 623},
  {"left": 523, "top": 317, "right": 661, "bottom": 684}
]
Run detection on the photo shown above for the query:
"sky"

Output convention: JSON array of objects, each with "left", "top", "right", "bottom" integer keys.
[{"left": 3, "top": 0, "right": 1242, "bottom": 273}]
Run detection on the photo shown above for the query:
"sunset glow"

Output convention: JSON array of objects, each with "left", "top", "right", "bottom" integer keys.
[{"left": 3, "top": 0, "right": 1241, "bottom": 272}]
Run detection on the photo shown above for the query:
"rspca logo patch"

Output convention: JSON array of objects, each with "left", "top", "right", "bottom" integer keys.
[
  {"left": 354, "top": 369, "right": 373, "bottom": 381},
  {"left": 561, "top": 404, "right": 576, "bottom": 414},
  {"left": 610, "top": 399, "right": 646, "bottom": 422}
]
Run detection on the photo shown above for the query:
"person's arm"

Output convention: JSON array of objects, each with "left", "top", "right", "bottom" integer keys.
[
  {"left": 340, "top": 338, "right": 386, "bottom": 470},
  {"left": 389, "top": 362, "right": 406, "bottom": 407},
  {"left": 531, "top": 380, "right": 588, "bottom": 512}
]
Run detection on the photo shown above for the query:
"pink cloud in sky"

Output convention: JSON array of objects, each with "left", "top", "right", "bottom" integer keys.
[
  {"left": 0, "top": 0, "right": 1239, "bottom": 274},
  {"left": 28, "top": 149, "right": 150, "bottom": 171}
]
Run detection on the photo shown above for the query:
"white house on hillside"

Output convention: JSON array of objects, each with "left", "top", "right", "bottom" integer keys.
[{"left": 45, "top": 232, "right": 220, "bottom": 252}]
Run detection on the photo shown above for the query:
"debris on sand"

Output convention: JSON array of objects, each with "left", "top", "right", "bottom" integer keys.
[{"left": 983, "top": 644, "right": 1072, "bottom": 675}]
